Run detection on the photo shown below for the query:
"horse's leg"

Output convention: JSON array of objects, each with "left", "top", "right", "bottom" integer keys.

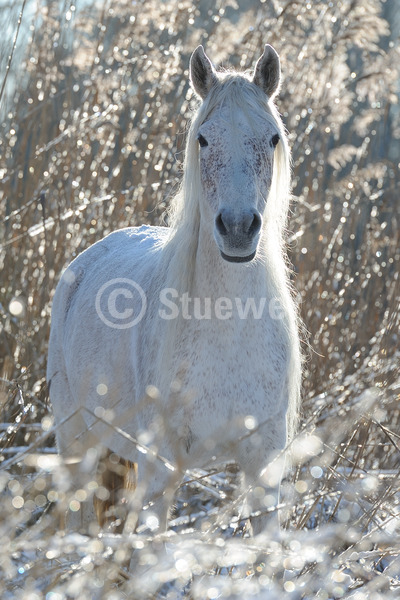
[
  {"left": 50, "top": 371, "right": 99, "bottom": 533},
  {"left": 55, "top": 417, "right": 99, "bottom": 532},
  {"left": 238, "top": 427, "right": 287, "bottom": 538},
  {"left": 124, "top": 458, "right": 182, "bottom": 582},
  {"left": 248, "top": 470, "right": 283, "bottom": 537},
  {"left": 124, "top": 455, "right": 181, "bottom": 536}
]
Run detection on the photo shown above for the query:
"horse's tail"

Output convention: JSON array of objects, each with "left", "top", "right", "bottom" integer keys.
[{"left": 93, "top": 449, "right": 138, "bottom": 532}]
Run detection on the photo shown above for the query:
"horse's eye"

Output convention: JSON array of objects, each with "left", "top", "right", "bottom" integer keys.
[
  {"left": 271, "top": 134, "right": 280, "bottom": 148},
  {"left": 198, "top": 134, "right": 208, "bottom": 148}
]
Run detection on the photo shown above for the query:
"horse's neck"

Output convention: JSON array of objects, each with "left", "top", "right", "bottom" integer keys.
[{"left": 192, "top": 222, "right": 270, "bottom": 300}]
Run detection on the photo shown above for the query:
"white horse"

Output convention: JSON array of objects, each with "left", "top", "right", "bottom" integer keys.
[{"left": 47, "top": 44, "right": 301, "bottom": 537}]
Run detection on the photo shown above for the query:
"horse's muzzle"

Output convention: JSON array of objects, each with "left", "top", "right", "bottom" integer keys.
[{"left": 215, "top": 208, "right": 261, "bottom": 263}]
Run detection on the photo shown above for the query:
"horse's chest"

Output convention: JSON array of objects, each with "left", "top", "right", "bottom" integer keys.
[{"left": 172, "top": 318, "right": 288, "bottom": 419}]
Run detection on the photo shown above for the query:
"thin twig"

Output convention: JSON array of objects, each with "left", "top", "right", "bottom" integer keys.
[{"left": 0, "top": 0, "right": 28, "bottom": 108}]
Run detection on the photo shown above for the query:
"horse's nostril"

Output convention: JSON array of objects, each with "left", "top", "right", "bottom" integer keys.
[
  {"left": 216, "top": 210, "right": 261, "bottom": 238},
  {"left": 248, "top": 212, "right": 262, "bottom": 236},
  {"left": 215, "top": 212, "right": 228, "bottom": 236}
]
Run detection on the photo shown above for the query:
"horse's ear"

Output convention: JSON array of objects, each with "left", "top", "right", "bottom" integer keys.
[
  {"left": 252, "top": 44, "right": 281, "bottom": 99},
  {"left": 190, "top": 46, "right": 218, "bottom": 100}
]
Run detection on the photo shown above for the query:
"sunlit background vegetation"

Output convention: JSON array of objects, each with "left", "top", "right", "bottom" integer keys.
[{"left": 0, "top": 0, "right": 399, "bottom": 597}]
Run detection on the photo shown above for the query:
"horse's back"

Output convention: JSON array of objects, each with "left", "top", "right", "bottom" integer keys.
[{"left": 63, "top": 224, "right": 167, "bottom": 275}]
